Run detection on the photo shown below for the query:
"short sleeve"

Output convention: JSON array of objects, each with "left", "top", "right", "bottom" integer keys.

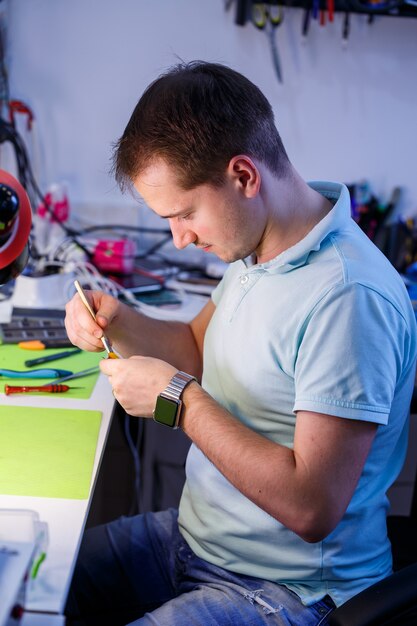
[{"left": 293, "top": 283, "right": 406, "bottom": 424}]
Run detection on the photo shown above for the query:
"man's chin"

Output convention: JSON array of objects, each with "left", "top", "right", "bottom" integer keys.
[
  {"left": 199, "top": 245, "right": 246, "bottom": 264},
  {"left": 214, "top": 251, "right": 242, "bottom": 264}
]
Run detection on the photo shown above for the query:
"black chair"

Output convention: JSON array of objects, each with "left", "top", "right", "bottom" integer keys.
[
  {"left": 326, "top": 562, "right": 417, "bottom": 626},
  {"left": 327, "top": 438, "right": 417, "bottom": 626}
]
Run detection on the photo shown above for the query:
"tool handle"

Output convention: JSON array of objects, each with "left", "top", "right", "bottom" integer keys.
[
  {"left": 302, "top": 7, "right": 310, "bottom": 37},
  {"left": 5, "top": 384, "right": 71, "bottom": 395},
  {"left": 25, "top": 348, "right": 81, "bottom": 367},
  {"left": 73, "top": 280, "right": 119, "bottom": 358},
  {"left": 327, "top": 0, "right": 334, "bottom": 21},
  {"left": 19, "top": 341, "right": 72, "bottom": 350},
  {"left": 252, "top": 2, "right": 268, "bottom": 28},
  {"left": 46, "top": 366, "right": 100, "bottom": 384},
  {"left": 0, "top": 368, "right": 73, "bottom": 379},
  {"left": 74, "top": 280, "right": 97, "bottom": 320}
]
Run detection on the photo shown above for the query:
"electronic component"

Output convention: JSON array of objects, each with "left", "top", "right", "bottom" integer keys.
[{"left": 0, "top": 308, "right": 70, "bottom": 345}]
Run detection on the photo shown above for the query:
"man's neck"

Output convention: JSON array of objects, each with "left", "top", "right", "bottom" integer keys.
[{"left": 255, "top": 170, "right": 333, "bottom": 264}]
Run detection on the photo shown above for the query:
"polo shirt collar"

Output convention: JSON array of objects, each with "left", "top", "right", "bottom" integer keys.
[{"left": 241, "top": 181, "right": 351, "bottom": 274}]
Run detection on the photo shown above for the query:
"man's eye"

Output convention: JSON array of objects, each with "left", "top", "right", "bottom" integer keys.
[{"left": 180, "top": 213, "right": 192, "bottom": 221}]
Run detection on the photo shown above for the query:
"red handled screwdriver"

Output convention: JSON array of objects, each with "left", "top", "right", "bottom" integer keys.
[{"left": 5, "top": 384, "right": 80, "bottom": 395}]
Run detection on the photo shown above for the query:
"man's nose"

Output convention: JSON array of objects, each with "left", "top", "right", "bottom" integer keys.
[{"left": 170, "top": 220, "right": 197, "bottom": 250}]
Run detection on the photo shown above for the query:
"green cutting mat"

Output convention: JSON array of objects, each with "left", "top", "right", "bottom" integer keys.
[
  {"left": 0, "top": 344, "right": 104, "bottom": 398},
  {"left": 0, "top": 405, "right": 102, "bottom": 499}
]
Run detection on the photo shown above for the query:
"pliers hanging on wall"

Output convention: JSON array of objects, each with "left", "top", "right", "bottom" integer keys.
[{"left": 252, "top": 2, "right": 284, "bottom": 84}]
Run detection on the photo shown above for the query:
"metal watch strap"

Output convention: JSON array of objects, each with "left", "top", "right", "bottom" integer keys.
[
  {"left": 154, "top": 371, "right": 196, "bottom": 429},
  {"left": 161, "top": 371, "right": 196, "bottom": 402}
]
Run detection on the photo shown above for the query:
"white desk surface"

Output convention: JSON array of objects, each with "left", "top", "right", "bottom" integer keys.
[{"left": 0, "top": 371, "right": 115, "bottom": 616}]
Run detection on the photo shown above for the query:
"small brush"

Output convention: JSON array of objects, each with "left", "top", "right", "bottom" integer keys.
[{"left": 73, "top": 280, "right": 119, "bottom": 359}]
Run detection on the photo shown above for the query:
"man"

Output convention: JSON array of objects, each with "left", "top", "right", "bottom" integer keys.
[{"left": 65, "top": 61, "right": 417, "bottom": 626}]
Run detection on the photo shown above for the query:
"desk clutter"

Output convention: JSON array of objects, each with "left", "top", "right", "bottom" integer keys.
[
  {"left": 347, "top": 181, "right": 417, "bottom": 322},
  {"left": 0, "top": 307, "right": 103, "bottom": 397},
  {"left": 0, "top": 509, "right": 49, "bottom": 626},
  {"left": 0, "top": 307, "right": 70, "bottom": 346},
  {"left": 0, "top": 343, "right": 101, "bottom": 398}
]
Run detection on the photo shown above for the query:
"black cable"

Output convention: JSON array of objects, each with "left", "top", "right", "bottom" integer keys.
[
  {"left": 54, "top": 214, "right": 174, "bottom": 261},
  {"left": 0, "top": 15, "right": 9, "bottom": 118},
  {"left": 136, "top": 234, "right": 174, "bottom": 259},
  {"left": 0, "top": 117, "right": 176, "bottom": 268},
  {"left": 0, "top": 117, "right": 94, "bottom": 261},
  {"left": 124, "top": 412, "right": 144, "bottom": 515},
  {"left": 77, "top": 224, "right": 171, "bottom": 236},
  {"left": 52, "top": 222, "right": 173, "bottom": 263},
  {"left": 152, "top": 251, "right": 211, "bottom": 273}
]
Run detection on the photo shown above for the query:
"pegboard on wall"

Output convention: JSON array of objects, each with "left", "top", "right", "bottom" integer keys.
[{"left": 232, "top": 0, "right": 417, "bottom": 22}]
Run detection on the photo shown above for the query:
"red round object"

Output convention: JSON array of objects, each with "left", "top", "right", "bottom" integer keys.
[{"left": 0, "top": 169, "right": 32, "bottom": 269}]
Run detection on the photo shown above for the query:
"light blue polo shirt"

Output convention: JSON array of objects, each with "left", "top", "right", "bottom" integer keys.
[{"left": 178, "top": 181, "right": 417, "bottom": 607}]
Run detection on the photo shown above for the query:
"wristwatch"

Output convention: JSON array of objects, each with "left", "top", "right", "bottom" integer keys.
[{"left": 153, "top": 371, "right": 196, "bottom": 429}]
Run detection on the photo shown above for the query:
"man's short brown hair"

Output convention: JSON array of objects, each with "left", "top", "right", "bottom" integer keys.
[{"left": 113, "top": 61, "right": 290, "bottom": 191}]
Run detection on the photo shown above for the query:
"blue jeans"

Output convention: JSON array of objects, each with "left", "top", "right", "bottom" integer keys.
[{"left": 65, "top": 508, "right": 335, "bottom": 626}]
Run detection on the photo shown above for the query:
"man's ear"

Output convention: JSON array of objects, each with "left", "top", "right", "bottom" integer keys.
[{"left": 227, "top": 155, "right": 261, "bottom": 198}]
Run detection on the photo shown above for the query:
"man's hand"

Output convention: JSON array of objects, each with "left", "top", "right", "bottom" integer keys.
[
  {"left": 65, "top": 290, "right": 120, "bottom": 353},
  {"left": 100, "top": 356, "right": 178, "bottom": 417}
]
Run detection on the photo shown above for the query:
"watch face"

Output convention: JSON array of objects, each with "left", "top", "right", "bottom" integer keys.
[{"left": 154, "top": 395, "right": 181, "bottom": 428}]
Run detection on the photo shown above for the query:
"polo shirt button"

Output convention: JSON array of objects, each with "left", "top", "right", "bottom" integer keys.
[{"left": 240, "top": 275, "right": 249, "bottom": 285}]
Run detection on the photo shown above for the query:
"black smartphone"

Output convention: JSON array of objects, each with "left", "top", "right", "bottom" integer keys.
[{"left": 110, "top": 273, "right": 164, "bottom": 294}]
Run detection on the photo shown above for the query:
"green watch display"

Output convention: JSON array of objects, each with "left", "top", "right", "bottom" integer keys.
[{"left": 153, "top": 371, "right": 196, "bottom": 429}]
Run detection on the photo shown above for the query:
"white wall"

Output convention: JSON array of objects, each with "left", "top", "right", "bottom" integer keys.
[{"left": 4, "top": 0, "right": 417, "bottom": 226}]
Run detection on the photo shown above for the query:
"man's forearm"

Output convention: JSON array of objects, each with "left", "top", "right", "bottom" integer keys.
[
  {"left": 180, "top": 382, "right": 305, "bottom": 533},
  {"left": 180, "top": 382, "right": 376, "bottom": 543}
]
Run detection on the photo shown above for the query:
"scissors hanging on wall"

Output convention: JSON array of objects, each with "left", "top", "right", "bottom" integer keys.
[{"left": 252, "top": 1, "right": 284, "bottom": 83}]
